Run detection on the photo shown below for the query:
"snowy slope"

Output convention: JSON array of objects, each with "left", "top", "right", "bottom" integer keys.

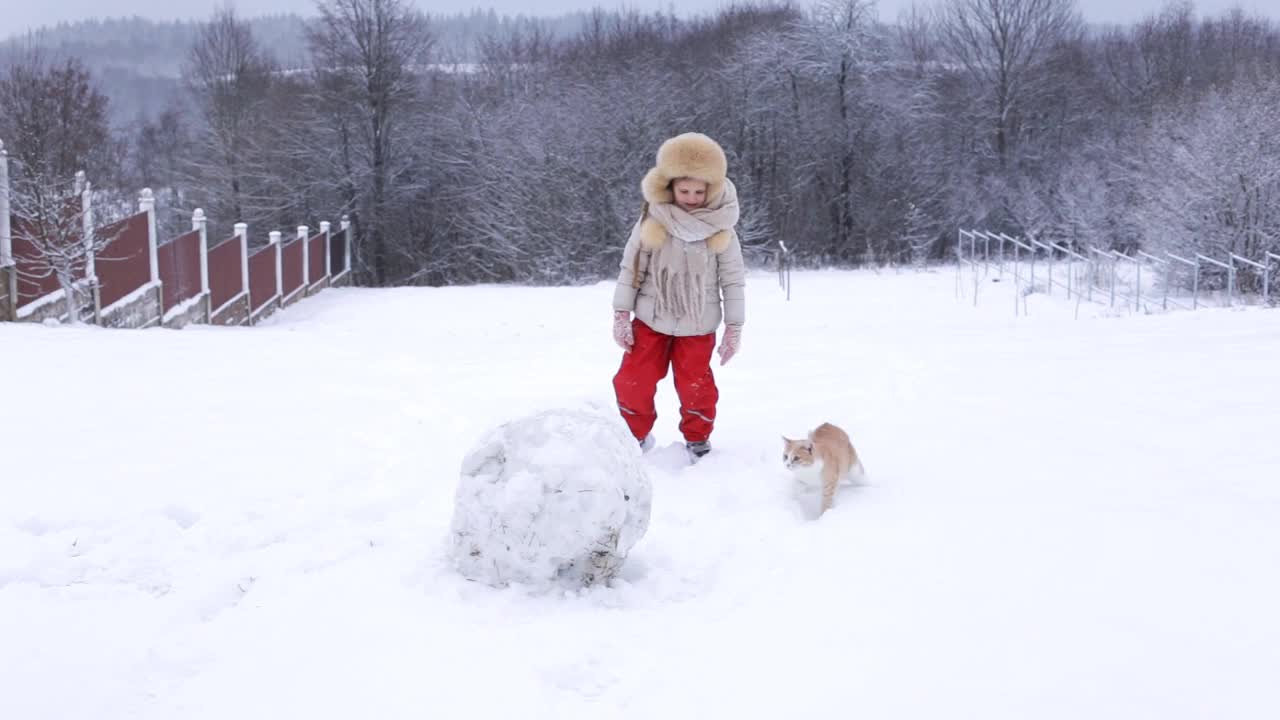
[{"left": 2, "top": 268, "right": 1278, "bottom": 719}]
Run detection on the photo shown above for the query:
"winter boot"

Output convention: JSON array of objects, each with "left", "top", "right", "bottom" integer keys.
[
  {"left": 639, "top": 434, "right": 656, "bottom": 453},
  {"left": 686, "top": 440, "right": 711, "bottom": 460}
]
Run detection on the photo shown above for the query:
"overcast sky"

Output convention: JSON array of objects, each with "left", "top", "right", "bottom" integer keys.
[{"left": 6, "top": 0, "right": 1279, "bottom": 36}]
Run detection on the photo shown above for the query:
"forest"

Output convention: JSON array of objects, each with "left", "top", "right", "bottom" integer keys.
[{"left": 1, "top": 0, "right": 1277, "bottom": 287}]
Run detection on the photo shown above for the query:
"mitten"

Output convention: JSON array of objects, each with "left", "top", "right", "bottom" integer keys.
[
  {"left": 613, "top": 310, "right": 634, "bottom": 351},
  {"left": 718, "top": 323, "right": 742, "bottom": 366}
]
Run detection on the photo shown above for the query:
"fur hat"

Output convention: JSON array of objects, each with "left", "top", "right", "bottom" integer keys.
[
  {"left": 639, "top": 133, "right": 732, "bottom": 252},
  {"left": 641, "top": 132, "right": 728, "bottom": 206}
]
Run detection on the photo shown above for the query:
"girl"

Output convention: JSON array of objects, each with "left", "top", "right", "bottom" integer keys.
[{"left": 611, "top": 132, "right": 746, "bottom": 461}]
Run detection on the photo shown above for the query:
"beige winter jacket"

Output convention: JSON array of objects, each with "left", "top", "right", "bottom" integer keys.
[{"left": 611, "top": 208, "right": 747, "bottom": 338}]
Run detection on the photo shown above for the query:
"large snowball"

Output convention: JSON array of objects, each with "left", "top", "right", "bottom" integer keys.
[{"left": 449, "top": 407, "right": 653, "bottom": 590}]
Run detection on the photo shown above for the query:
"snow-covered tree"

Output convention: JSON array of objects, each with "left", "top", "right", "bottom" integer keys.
[
  {"left": 11, "top": 0, "right": 1276, "bottom": 288},
  {"left": 1126, "top": 79, "right": 1280, "bottom": 290},
  {"left": 8, "top": 171, "right": 122, "bottom": 324},
  {"left": 181, "top": 6, "right": 276, "bottom": 234},
  {"left": 306, "top": 0, "right": 436, "bottom": 285},
  {"left": 132, "top": 108, "right": 190, "bottom": 238}
]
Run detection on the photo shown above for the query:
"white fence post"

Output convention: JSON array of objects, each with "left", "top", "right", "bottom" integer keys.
[
  {"left": 1187, "top": 253, "right": 1198, "bottom": 307},
  {"left": 1223, "top": 255, "right": 1232, "bottom": 307},
  {"left": 955, "top": 228, "right": 963, "bottom": 299},
  {"left": 270, "top": 230, "right": 283, "bottom": 301},
  {"left": 234, "top": 222, "right": 249, "bottom": 304},
  {"left": 192, "top": 208, "right": 210, "bottom": 321},
  {"left": 1028, "top": 238, "right": 1036, "bottom": 294},
  {"left": 996, "top": 233, "right": 1016, "bottom": 289},
  {"left": 0, "top": 140, "right": 11, "bottom": 319},
  {"left": 1011, "top": 237, "right": 1020, "bottom": 315},
  {"left": 1087, "top": 247, "right": 1109, "bottom": 304},
  {"left": 79, "top": 172, "right": 95, "bottom": 286},
  {"left": 1227, "top": 257, "right": 1235, "bottom": 307},
  {"left": 341, "top": 215, "right": 352, "bottom": 278},
  {"left": 1109, "top": 253, "right": 1117, "bottom": 306},
  {"left": 77, "top": 173, "right": 99, "bottom": 323},
  {"left": 1048, "top": 240, "right": 1056, "bottom": 297},
  {"left": 320, "top": 220, "right": 332, "bottom": 280},
  {"left": 138, "top": 187, "right": 161, "bottom": 321},
  {"left": 1163, "top": 256, "right": 1171, "bottom": 310},
  {"left": 972, "top": 234, "right": 978, "bottom": 306},
  {"left": 1266, "top": 253, "right": 1280, "bottom": 306},
  {"left": 774, "top": 240, "right": 792, "bottom": 300},
  {"left": 1166, "top": 253, "right": 1196, "bottom": 309},
  {"left": 138, "top": 188, "right": 158, "bottom": 285},
  {"left": 1138, "top": 251, "right": 1168, "bottom": 311},
  {"left": 1015, "top": 236, "right": 1033, "bottom": 316},
  {"left": 956, "top": 230, "right": 978, "bottom": 306},
  {"left": 1229, "top": 253, "right": 1265, "bottom": 307},
  {"left": 0, "top": 140, "right": 11, "bottom": 269},
  {"left": 1196, "top": 253, "right": 1232, "bottom": 307},
  {"left": 1071, "top": 247, "right": 1088, "bottom": 301},
  {"left": 1167, "top": 253, "right": 1199, "bottom": 309},
  {"left": 1048, "top": 241, "right": 1075, "bottom": 299},
  {"left": 298, "top": 225, "right": 310, "bottom": 289},
  {"left": 1032, "top": 237, "right": 1053, "bottom": 297}
]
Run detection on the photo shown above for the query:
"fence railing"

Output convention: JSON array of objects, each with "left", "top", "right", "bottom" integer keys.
[
  {"left": 956, "top": 228, "right": 1277, "bottom": 317},
  {"left": 95, "top": 211, "right": 152, "bottom": 312},
  {"left": 0, "top": 143, "right": 355, "bottom": 326},
  {"left": 308, "top": 230, "right": 326, "bottom": 292},
  {"left": 281, "top": 230, "right": 306, "bottom": 303},
  {"left": 157, "top": 228, "right": 203, "bottom": 321},
  {"left": 0, "top": 173, "right": 353, "bottom": 327},
  {"left": 248, "top": 235, "right": 281, "bottom": 317}
]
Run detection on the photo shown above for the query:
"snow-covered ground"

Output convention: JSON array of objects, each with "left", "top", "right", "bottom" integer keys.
[{"left": 2, "top": 267, "right": 1278, "bottom": 719}]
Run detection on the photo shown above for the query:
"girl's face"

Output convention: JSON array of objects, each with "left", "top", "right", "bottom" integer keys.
[{"left": 672, "top": 178, "right": 709, "bottom": 211}]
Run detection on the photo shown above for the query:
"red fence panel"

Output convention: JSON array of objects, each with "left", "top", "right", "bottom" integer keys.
[
  {"left": 308, "top": 233, "right": 326, "bottom": 283},
  {"left": 158, "top": 230, "right": 201, "bottom": 311},
  {"left": 329, "top": 229, "right": 347, "bottom": 276},
  {"left": 207, "top": 235, "right": 244, "bottom": 311},
  {"left": 10, "top": 215, "right": 65, "bottom": 309},
  {"left": 95, "top": 212, "right": 151, "bottom": 309},
  {"left": 249, "top": 244, "right": 278, "bottom": 311},
  {"left": 281, "top": 238, "right": 304, "bottom": 298}
]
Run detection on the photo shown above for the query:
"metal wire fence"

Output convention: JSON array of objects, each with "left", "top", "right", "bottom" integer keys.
[{"left": 956, "top": 229, "right": 1278, "bottom": 317}]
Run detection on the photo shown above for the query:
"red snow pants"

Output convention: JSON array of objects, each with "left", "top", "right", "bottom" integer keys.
[{"left": 613, "top": 319, "right": 719, "bottom": 443}]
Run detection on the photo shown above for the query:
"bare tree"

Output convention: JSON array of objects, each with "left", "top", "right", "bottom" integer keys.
[
  {"left": 1095, "top": 1, "right": 1196, "bottom": 115},
  {"left": 5, "top": 0, "right": 1255, "bottom": 290},
  {"left": 0, "top": 46, "right": 117, "bottom": 184},
  {"left": 734, "top": 0, "right": 884, "bottom": 262},
  {"left": 182, "top": 6, "right": 275, "bottom": 228},
  {"left": 133, "top": 107, "right": 190, "bottom": 237},
  {"left": 474, "top": 19, "right": 557, "bottom": 101},
  {"left": 307, "top": 0, "right": 435, "bottom": 284},
  {"left": 934, "top": 0, "right": 1083, "bottom": 167},
  {"left": 896, "top": 1, "right": 939, "bottom": 76}
]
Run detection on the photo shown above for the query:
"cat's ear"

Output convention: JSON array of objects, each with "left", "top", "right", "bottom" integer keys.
[
  {"left": 781, "top": 435, "right": 791, "bottom": 446},
  {"left": 803, "top": 440, "right": 815, "bottom": 452}
]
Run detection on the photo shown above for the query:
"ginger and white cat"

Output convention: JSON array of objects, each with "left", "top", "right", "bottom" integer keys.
[{"left": 782, "top": 422, "right": 865, "bottom": 516}]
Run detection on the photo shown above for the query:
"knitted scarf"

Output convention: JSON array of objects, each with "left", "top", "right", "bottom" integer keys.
[{"left": 642, "top": 179, "right": 740, "bottom": 327}]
